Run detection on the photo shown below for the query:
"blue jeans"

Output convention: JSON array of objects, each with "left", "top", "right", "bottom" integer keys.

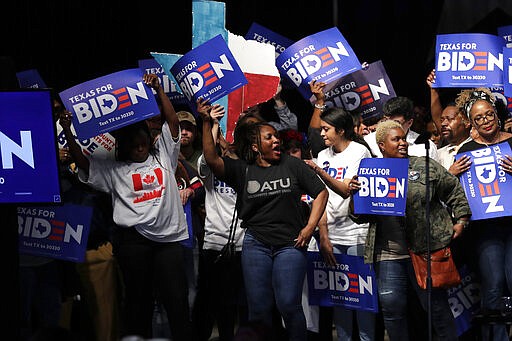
[
  {"left": 332, "top": 244, "right": 376, "bottom": 341},
  {"left": 242, "top": 231, "right": 308, "bottom": 341},
  {"left": 475, "top": 224, "right": 512, "bottom": 341},
  {"left": 375, "top": 258, "right": 458, "bottom": 341}
]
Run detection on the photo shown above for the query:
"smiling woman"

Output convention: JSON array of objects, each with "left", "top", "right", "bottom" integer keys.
[
  {"left": 376, "top": 120, "right": 409, "bottom": 158},
  {"left": 347, "top": 118, "right": 471, "bottom": 341},
  {"left": 197, "top": 98, "right": 328, "bottom": 340}
]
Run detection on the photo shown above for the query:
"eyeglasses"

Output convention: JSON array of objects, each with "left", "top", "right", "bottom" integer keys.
[{"left": 472, "top": 111, "right": 496, "bottom": 125}]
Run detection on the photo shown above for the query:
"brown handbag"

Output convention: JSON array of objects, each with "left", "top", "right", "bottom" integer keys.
[{"left": 409, "top": 247, "right": 461, "bottom": 290}]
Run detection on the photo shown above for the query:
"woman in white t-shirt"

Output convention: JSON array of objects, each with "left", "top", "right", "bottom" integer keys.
[
  {"left": 191, "top": 103, "right": 248, "bottom": 341},
  {"left": 306, "top": 107, "right": 375, "bottom": 341},
  {"left": 59, "top": 73, "right": 192, "bottom": 340}
]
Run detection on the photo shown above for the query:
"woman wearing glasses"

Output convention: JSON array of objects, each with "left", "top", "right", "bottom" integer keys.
[{"left": 456, "top": 88, "right": 512, "bottom": 341}]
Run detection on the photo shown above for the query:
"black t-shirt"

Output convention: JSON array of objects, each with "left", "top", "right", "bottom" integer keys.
[
  {"left": 458, "top": 136, "right": 512, "bottom": 154},
  {"left": 222, "top": 154, "right": 325, "bottom": 247}
]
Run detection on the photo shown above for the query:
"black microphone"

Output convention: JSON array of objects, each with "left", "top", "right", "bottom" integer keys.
[{"left": 414, "top": 131, "right": 432, "bottom": 150}]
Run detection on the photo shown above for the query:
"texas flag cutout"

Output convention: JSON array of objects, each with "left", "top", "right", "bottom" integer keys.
[
  {"left": 226, "top": 32, "right": 281, "bottom": 143},
  {"left": 151, "top": 1, "right": 279, "bottom": 142},
  {"left": 152, "top": 33, "right": 280, "bottom": 144}
]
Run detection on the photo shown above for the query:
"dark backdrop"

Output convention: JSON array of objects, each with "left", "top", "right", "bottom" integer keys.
[
  {"left": 1, "top": 1, "right": 511, "bottom": 337},
  {"left": 0, "top": 1, "right": 437, "bottom": 130},
  {"left": 1, "top": 0, "right": 511, "bottom": 128}
]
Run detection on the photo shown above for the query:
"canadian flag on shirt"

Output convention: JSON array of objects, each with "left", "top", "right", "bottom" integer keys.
[{"left": 132, "top": 168, "right": 164, "bottom": 191}]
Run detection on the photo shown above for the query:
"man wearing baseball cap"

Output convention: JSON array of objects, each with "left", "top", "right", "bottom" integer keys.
[{"left": 177, "top": 111, "right": 202, "bottom": 171}]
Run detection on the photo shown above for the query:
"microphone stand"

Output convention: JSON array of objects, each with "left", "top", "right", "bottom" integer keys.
[{"left": 424, "top": 139, "right": 432, "bottom": 341}]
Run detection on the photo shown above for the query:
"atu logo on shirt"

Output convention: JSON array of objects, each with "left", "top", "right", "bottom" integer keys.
[{"left": 246, "top": 178, "right": 291, "bottom": 196}]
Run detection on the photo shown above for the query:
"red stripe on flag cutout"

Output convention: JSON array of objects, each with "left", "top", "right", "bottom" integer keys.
[{"left": 226, "top": 72, "right": 280, "bottom": 143}]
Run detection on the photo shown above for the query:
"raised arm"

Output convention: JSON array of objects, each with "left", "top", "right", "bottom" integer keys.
[
  {"left": 59, "top": 111, "right": 89, "bottom": 172},
  {"left": 271, "top": 82, "right": 298, "bottom": 131},
  {"left": 209, "top": 103, "right": 225, "bottom": 145},
  {"left": 308, "top": 80, "right": 328, "bottom": 157},
  {"left": 427, "top": 69, "right": 442, "bottom": 127},
  {"left": 143, "top": 73, "right": 179, "bottom": 139},
  {"left": 309, "top": 80, "right": 327, "bottom": 129},
  {"left": 197, "top": 98, "right": 225, "bottom": 178}
]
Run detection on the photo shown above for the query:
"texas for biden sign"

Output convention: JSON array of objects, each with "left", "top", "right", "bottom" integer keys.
[
  {"left": 170, "top": 34, "right": 247, "bottom": 106},
  {"left": 276, "top": 27, "right": 361, "bottom": 100},
  {"left": 59, "top": 68, "right": 160, "bottom": 140},
  {"left": 353, "top": 158, "right": 408, "bottom": 216},
  {"left": 0, "top": 90, "right": 61, "bottom": 204}
]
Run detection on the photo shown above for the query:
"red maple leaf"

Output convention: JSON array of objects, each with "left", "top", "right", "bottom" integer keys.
[{"left": 143, "top": 174, "right": 155, "bottom": 184}]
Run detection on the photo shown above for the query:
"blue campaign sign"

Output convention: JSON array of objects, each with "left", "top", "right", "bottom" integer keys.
[
  {"left": 456, "top": 142, "right": 512, "bottom": 220},
  {"left": 307, "top": 251, "right": 378, "bottom": 312},
  {"left": 353, "top": 158, "right": 408, "bottom": 216},
  {"left": 170, "top": 34, "right": 247, "bottom": 106},
  {"left": 498, "top": 25, "right": 512, "bottom": 48},
  {"left": 245, "top": 22, "right": 294, "bottom": 57},
  {"left": 59, "top": 68, "right": 160, "bottom": 140},
  {"left": 16, "top": 69, "right": 47, "bottom": 89},
  {"left": 138, "top": 58, "right": 187, "bottom": 106},
  {"left": 504, "top": 49, "right": 512, "bottom": 98},
  {"left": 180, "top": 200, "right": 194, "bottom": 249},
  {"left": 323, "top": 60, "right": 396, "bottom": 121},
  {"left": 0, "top": 90, "right": 61, "bottom": 204},
  {"left": 276, "top": 27, "right": 361, "bottom": 101},
  {"left": 18, "top": 203, "right": 93, "bottom": 262},
  {"left": 447, "top": 264, "right": 481, "bottom": 337},
  {"left": 433, "top": 33, "right": 505, "bottom": 88},
  {"left": 489, "top": 87, "right": 512, "bottom": 117}
]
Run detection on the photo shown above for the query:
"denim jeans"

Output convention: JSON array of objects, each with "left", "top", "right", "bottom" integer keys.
[
  {"left": 332, "top": 244, "right": 376, "bottom": 341},
  {"left": 375, "top": 258, "right": 458, "bottom": 341},
  {"left": 242, "top": 231, "right": 308, "bottom": 341},
  {"left": 475, "top": 223, "right": 512, "bottom": 341}
]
